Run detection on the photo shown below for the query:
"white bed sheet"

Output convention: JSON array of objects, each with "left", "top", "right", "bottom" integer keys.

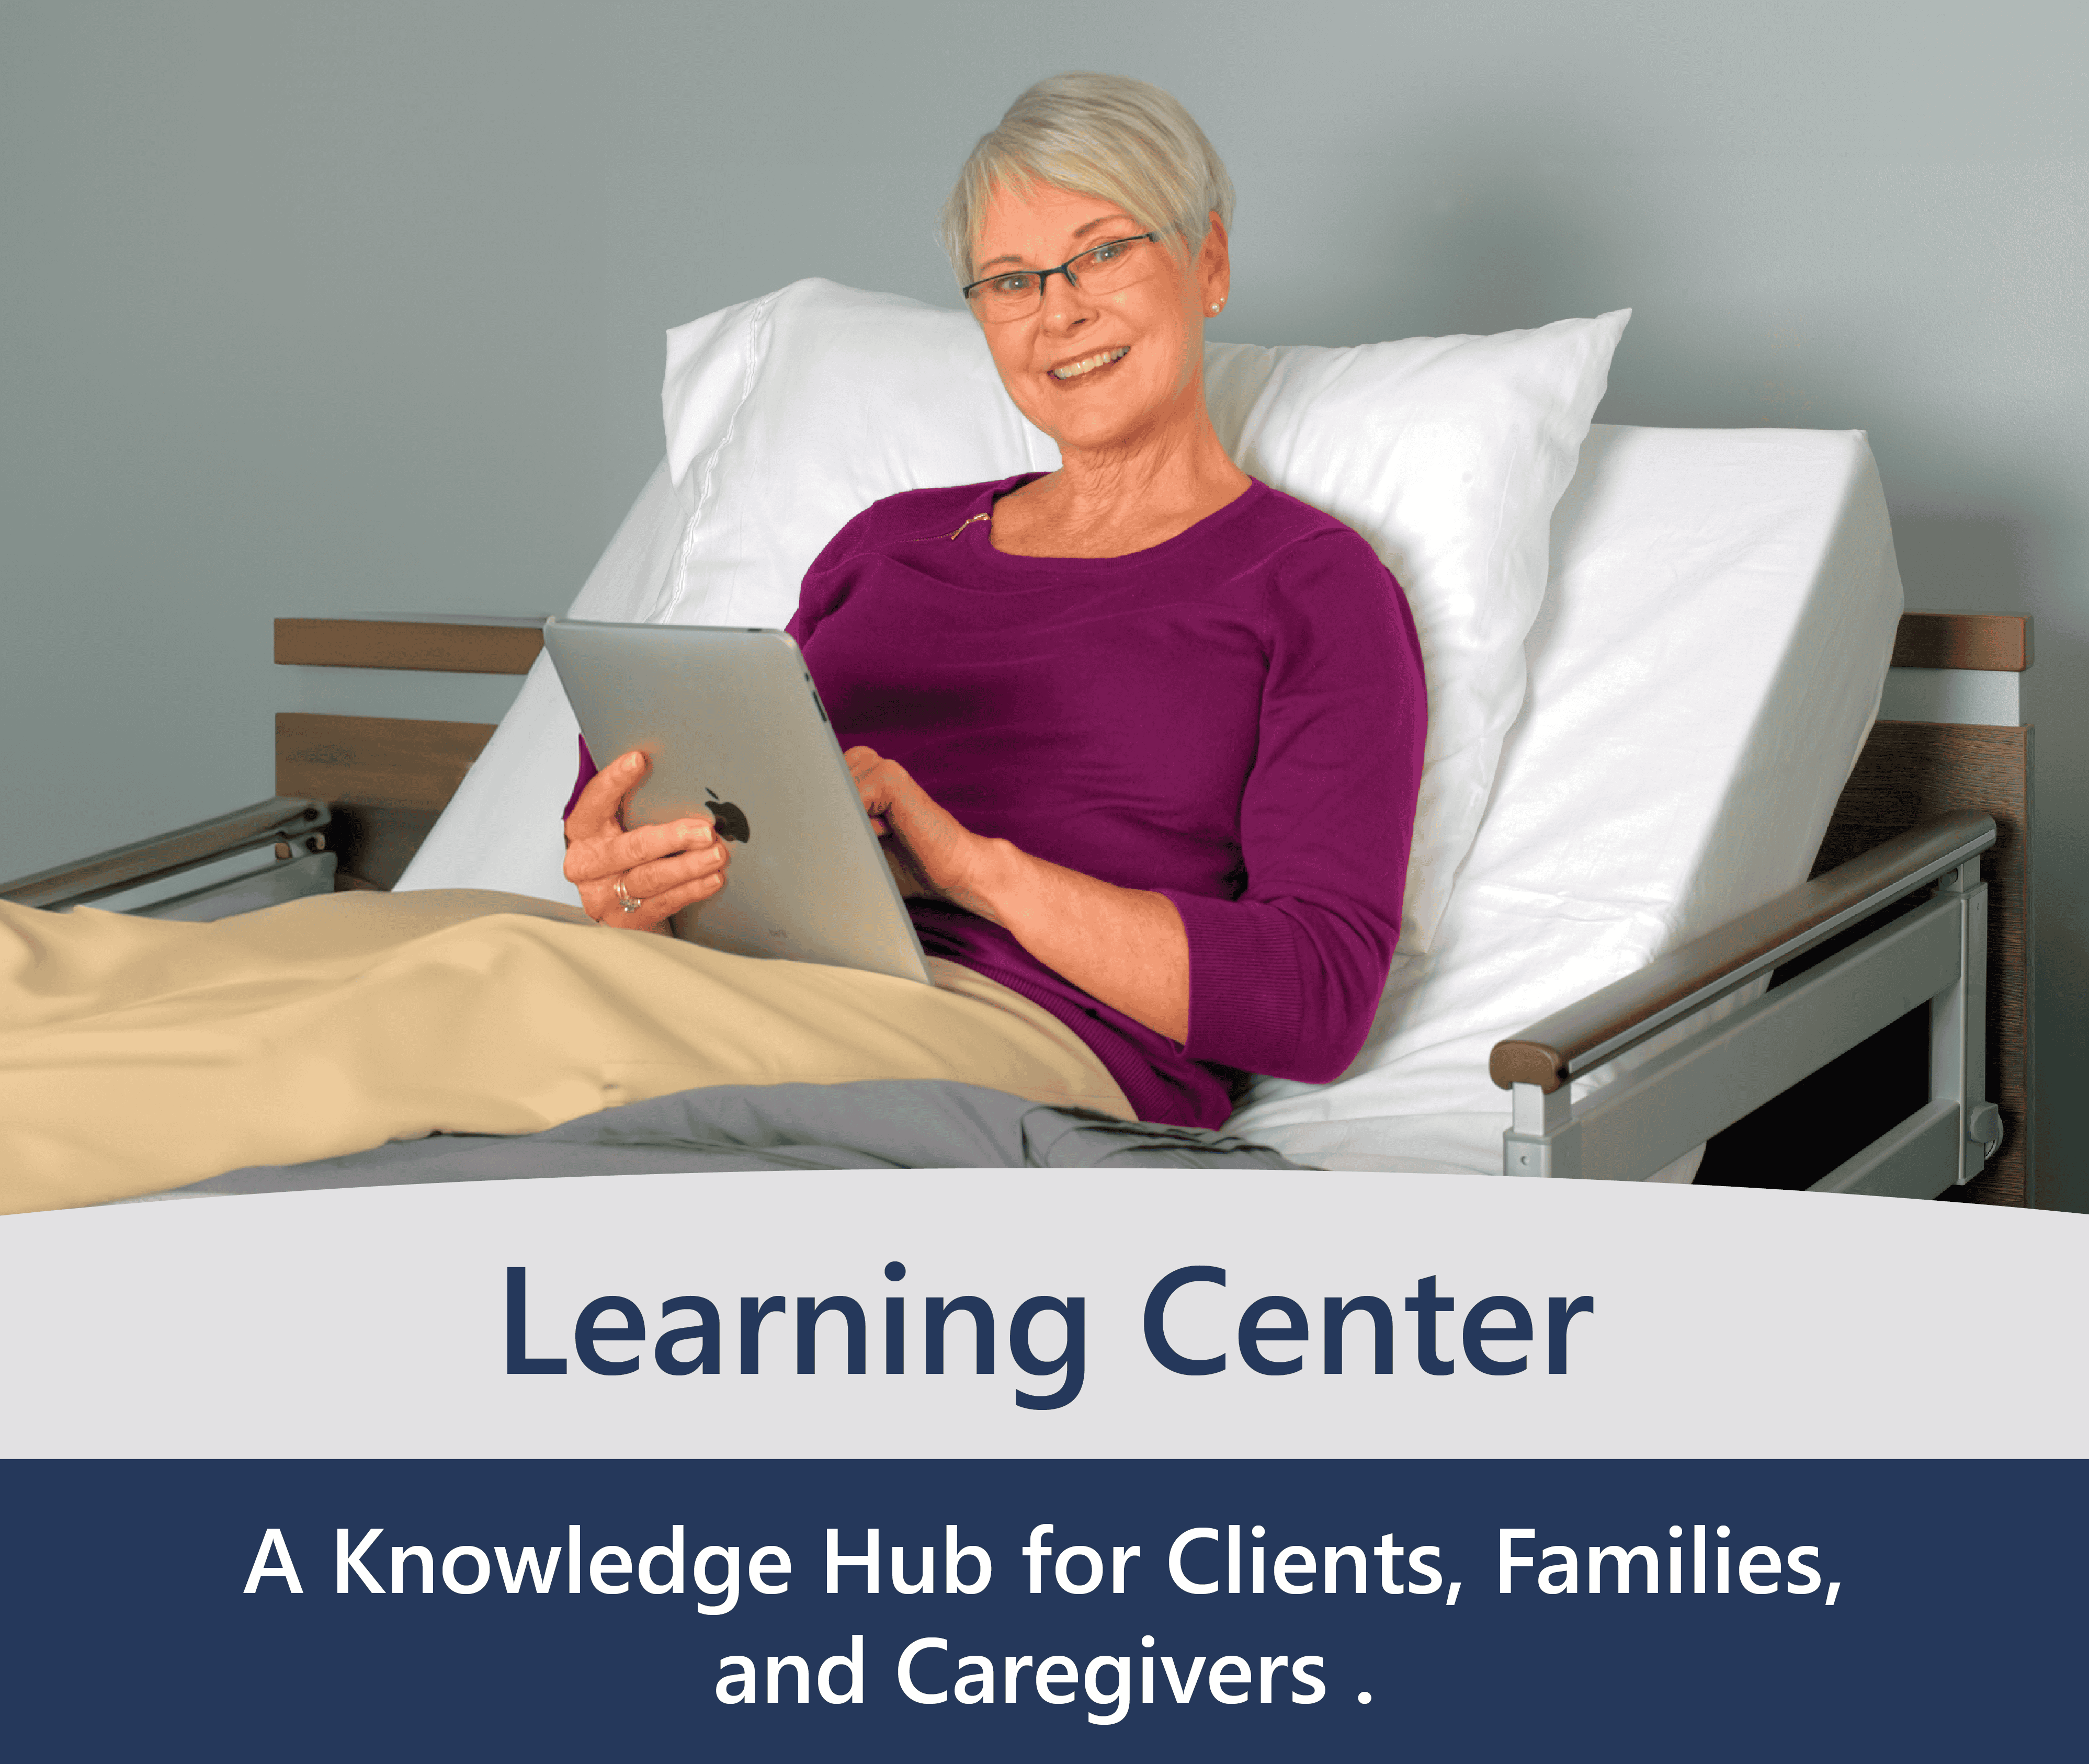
[{"left": 1226, "top": 424, "right": 1904, "bottom": 1173}]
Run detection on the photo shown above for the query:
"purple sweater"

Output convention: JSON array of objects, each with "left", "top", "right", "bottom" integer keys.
[{"left": 575, "top": 474, "right": 1425, "bottom": 1128}]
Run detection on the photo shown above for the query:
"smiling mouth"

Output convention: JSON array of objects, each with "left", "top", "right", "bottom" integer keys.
[{"left": 1050, "top": 346, "right": 1130, "bottom": 381}]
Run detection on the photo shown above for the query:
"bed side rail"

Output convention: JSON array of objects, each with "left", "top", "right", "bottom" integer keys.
[
  {"left": 1492, "top": 810, "right": 2000, "bottom": 1196},
  {"left": 0, "top": 798, "right": 332, "bottom": 912},
  {"left": 1491, "top": 810, "right": 1995, "bottom": 1091}
]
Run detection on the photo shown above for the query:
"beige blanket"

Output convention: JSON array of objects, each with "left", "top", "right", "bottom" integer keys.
[{"left": 0, "top": 891, "right": 1130, "bottom": 1213}]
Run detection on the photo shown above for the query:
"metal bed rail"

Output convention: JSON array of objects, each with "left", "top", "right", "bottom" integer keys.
[{"left": 1493, "top": 810, "right": 2000, "bottom": 1196}]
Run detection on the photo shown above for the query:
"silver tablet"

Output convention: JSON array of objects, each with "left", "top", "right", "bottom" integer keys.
[{"left": 543, "top": 618, "right": 932, "bottom": 985}]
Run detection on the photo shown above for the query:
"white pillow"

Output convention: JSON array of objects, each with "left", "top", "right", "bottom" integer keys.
[
  {"left": 403, "top": 278, "right": 1626, "bottom": 960},
  {"left": 641, "top": 282, "right": 1063, "bottom": 627},
  {"left": 1202, "top": 321, "right": 1625, "bottom": 947}
]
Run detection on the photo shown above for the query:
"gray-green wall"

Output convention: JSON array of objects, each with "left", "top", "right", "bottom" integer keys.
[{"left": 4, "top": 1, "right": 2084, "bottom": 1200}]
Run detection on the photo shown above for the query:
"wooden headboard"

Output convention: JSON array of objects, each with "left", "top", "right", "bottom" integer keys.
[
  {"left": 274, "top": 609, "right": 2035, "bottom": 1206},
  {"left": 274, "top": 615, "right": 548, "bottom": 893}
]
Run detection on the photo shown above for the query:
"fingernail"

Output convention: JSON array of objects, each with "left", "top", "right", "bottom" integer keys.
[
  {"left": 692, "top": 822, "right": 712, "bottom": 844},
  {"left": 625, "top": 753, "right": 642, "bottom": 771}
]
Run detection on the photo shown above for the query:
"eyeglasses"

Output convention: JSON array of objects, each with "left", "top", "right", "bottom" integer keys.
[{"left": 961, "top": 233, "right": 1164, "bottom": 321}]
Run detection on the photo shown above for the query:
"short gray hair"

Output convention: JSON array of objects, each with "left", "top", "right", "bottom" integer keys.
[{"left": 938, "top": 73, "right": 1235, "bottom": 287}]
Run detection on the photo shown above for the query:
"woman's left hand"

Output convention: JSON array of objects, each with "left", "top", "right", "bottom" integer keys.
[{"left": 845, "top": 746, "right": 1006, "bottom": 925}]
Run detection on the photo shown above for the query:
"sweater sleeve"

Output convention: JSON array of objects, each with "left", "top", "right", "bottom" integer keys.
[{"left": 1158, "top": 528, "right": 1426, "bottom": 1083}]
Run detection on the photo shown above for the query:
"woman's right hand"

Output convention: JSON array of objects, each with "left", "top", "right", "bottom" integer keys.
[{"left": 562, "top": 749, "right": 730, "bottom": 934}]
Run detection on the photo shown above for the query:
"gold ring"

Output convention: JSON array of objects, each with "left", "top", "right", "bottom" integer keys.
[{"left": 614, "top": 879, "right": 642, "bottom": 915}]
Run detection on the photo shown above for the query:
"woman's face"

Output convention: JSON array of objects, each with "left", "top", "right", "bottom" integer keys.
[{"left": 969, "top": 181, "right": 1229, "bottom": 459}]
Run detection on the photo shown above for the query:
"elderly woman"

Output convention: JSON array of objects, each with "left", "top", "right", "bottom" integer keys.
[
  {"left": 0, "top": 74, "right": 1423, "bottom": 1205},
  {"left": 563, "top": 72, "right": 1425, "bottom": 1128}
]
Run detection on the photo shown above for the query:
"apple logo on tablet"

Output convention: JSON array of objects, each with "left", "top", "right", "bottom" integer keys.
[{"left": 705, "top": 788, "right": 751, "bottom": 844}]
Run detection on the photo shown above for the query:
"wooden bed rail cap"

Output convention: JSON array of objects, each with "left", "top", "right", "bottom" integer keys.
[
  {"left": 276, "top": 614, "right": 549, "bottom": 675},
  {"left": 1489, "top": 808, "right": 1997, "bottom": 1095},
  {"left": 1892, "top": 612, "right": 2031, "bottom": 672}
]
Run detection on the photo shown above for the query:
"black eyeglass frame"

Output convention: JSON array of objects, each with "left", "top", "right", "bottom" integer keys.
[{"left": 961, "top": 233, "right": 1165, "bottom": 312}]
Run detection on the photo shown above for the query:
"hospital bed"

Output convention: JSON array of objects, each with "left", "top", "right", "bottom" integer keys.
[
  {"left": 7, "top": 537, "right": 2031, "bottom": 1205},
  {"left": 1, "top": 291, "right": 2036, "bottom": 1207}
]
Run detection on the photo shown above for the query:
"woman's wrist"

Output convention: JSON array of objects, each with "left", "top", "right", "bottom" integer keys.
[{"left": 952, "top": 834, "right": 1025, "bottom": 928}]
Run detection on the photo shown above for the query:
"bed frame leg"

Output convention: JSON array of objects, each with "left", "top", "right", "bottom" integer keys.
[
  {"left": 1504, "top": 1082, "right": 1576, "bottom": 1178},
  {"left": 1933, "top": 857, "right": 2000, "bottom": 1183}
]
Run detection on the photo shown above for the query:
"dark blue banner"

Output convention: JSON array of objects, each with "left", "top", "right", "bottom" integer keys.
[{"left": 1, "top": 1459, "right": 2074, "bottom": 1757}]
